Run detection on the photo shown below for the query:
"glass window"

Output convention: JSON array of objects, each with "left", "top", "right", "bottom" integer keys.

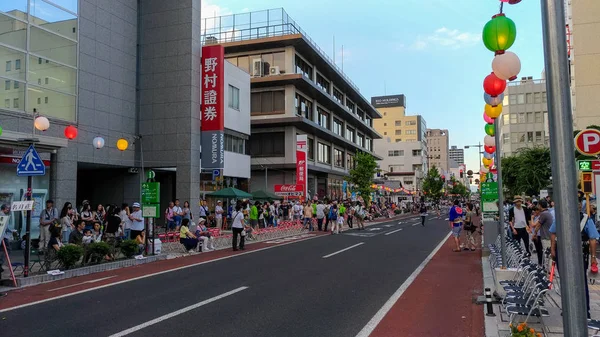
[
  {"left": 317, "top": 107, "right": 329, "bottom": 129},
  {"left": 395, "top": 139, "right": 401, "bottom": 142},
  {"left": 295, "top": 55, "right": 313, "bottom": 80},
  {"left": 4, "top": 80, "right": 9, "bottom": 90},
  {"left": 0, "top": 79, "right": 24, "bottom": 111},
  {"left": 228, "top": 85, "right": 240, "bottom": 110},
  {"left": 13, "top": 81, "right": 18, "bottom": 89},
  {"left": 511, "top": 133, "right": 519, "bottom": 143},
  {"left": 317, "top": 142, "right": 331, "bottom": 164},
  {"left": 395, "top": 130, "right": 401, "bottom": 135},
  {"left": 509, "top": 95, "right": 517, "bottom": 105},
  {"left": 535, "top": 112, "right": 542, "bottom": 123},
  {"left": 307, "top": 138, "right": 314, "bottom": 161},
  {"left": 41, "top": 0, "right": 78, "bottom": 14},
  {"left": 357, "top": 133, "right": 364, "bottom": 147},
  {"left": 345, "top": 98, "right": 355, "bottom": 113},
  {"left": 527, "top": 132, "right": 533, "bottom": 142},
  {"left": 5, "top": 61, "right": 11, "bottom": 72},
  {"left": 333, "top": 87, "right": 343, "bottom": 105},
  {"left": 30, "top": 26, "right": 77, "bottom": 67},
  {"left": 347, "top": 153, "right": 355, "bottom": 169},
  {"left": 366, "top": 137, "right": 372, "bottom": 151},
  {"left": 527, "top": 112, "right": 534, "bottom": 123},
  {"left": 272, "top": 52, "right": 285, "bottom": 71},
  {"left": 226, "top": 57, "right": 238, "bottom": 66},
  {"left": 365, "top": 116, "right": 372, "bottom": 127},
  {"left": 346, "top": 126, "right": 355, "bottom": 142},
  {"left": 405, "top": 120, "right": 417, "bottom": 126},
  {"left": 534, "top": 92, "right": 541, "bottom": 104},
  {"left": 249, "top": 132, "right": 285, "bottom": 157},
  {"left": 357, "top": 108, "right": 365, "bottom": 121},
  {"left": 517, "top": 94, "right": 525, "bottom": 104},
  {"left": 4, "top": 98, "right": 9, "bottom": 107},
  {"left": 0, "top": 45, "right": 26, "bottom": 80},
  {"left": 27, "top": 85, "right": 75, "bottom": 120},
  {"left": 261, "top": 53, "right": 273, "bottom": 70},
  {"left": 332, "top": 118, "right": 343, "bottom": 136},
  {"left": 510, "top": 113, "right": 517, "bottom": 124},
  {"left": 535, "top": 131, "right": 542, "bottom": 142},
  {"left": 519, "top": 133, "right": 525, "bottom": 143},
  {"left": 518, "top": 113, "right": 525, "bottom": 123},
  {"left": 334, "top": 149, "right": 344, "bottom": 167},
  {"left": 542, "top": 92, "right": 547, "bottom": 103},
  {"left": 13, "top": 97, "right": 19, "bottom": 108},
  {"left": 295, "top": 93, "right": 312, "bottom": 119},
  {"left": 316, "top": 73, "right": 330, "bottom": 93},
  {"left": 405, "top": 130, "right": 417, "bottom": 135},
  {"left": 28, "top": 55, "right": 77, "bottom": 94},
  {"left": 526, "top": 93, "right": 533, "bottom": 104},
  {"left": 29, "top": 0, "right": 77, "bottom": 40},
  {"left": 237, "top": 56, "right": 249, "bottom": 73},
  {"left": 252, "top": 91, "right": 284, "bottom": 114},
  {"left": 503, "top": 133, "right": 510, "bottom": 143},
  {"left": 503, "top": 114, "right": 509, "bottom": 125},
  {"left": 14, "top": 59, "right": 20, "bottom": 70},
  {"left": 383, "top": 123, "right": 387, "bottom": 126},
  {"left": 37, "top": 97, "right": 41, "bottom": 104},
  {"left": 412, "top": 149, "right": 422, "bottom": 156},
  {"left": 0, "top": 13, "right": 27, "bottom": 50},
  {"left": 395, "top": 121, "right": 402, "bottom": 126}
]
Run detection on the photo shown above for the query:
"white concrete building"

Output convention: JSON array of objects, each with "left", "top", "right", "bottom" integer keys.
[{"left": 374, "top": 137, "right": 427, "bottom": 192}]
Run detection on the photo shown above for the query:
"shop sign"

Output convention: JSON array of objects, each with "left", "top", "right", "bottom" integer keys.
[
  {"left": 11, "top": 201, "right": 34, "bottom": 211},
  {"left": 201, "top": 45, "right": 225, "bottom": 169},
  {"left": 296, "top": 135, "right": 308, "bottom": 197},
  {"left": 141, "top": 182, "right": 160, "bottom": 204},
  {"left": 274, "top": 184, "right": 304, "bottom": 196}
]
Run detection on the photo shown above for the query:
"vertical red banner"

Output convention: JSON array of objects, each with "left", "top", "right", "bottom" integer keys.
[
  {"left": 296, "top": 135, "right": 308, "bottom": 198},
  {"left": 201, "top": 45, "right": 225, "bottom": 131}
]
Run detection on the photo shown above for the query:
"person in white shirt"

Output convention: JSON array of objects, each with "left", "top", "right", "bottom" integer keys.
[
  {"left": 173, "top": 199, "right": 183, "bottom": 231},
  {"left": 215, "top": 200, "right": 224, "bottom": 230},
  {"left": 316, "top": 201, "right": 326, "bottom": 231},
  {"left": 231, "top": 204, "right": 245, "bottom": 251},
  {"left": 508, "top": 196, "right": 532, "bottom": 257},
  {"left": 128, "top": 203, "right": 144, "bottom": 240},
  {"left": 293, "top": 202, "right": 303, "bottom": 221},
  {"left": 120, "top": 203, "right": 132, "bottom": 239}
]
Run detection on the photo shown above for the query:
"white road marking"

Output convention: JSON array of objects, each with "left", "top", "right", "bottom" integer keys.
[
  {"left": 355, "top": 232, "right": 451, "bottom": 337},
  {"left": 322, "top": 242, "right": 365, "bottom": 259},
  {"left": 108, "top": 286, "right": 248, "bottom": 337},
  {"left": 384, "top": 228, "right": 403, "bottom": 236},
  {"left": 367, "top": 228, "right": 382, "bottom": 231},
  {"left": 383, "top": 224, "right": 394, "bottom": 228},
  {"left": 47, "top": 276, "right": 118, "bottom": 292},
  {"left": 412, "top": 223, "right": 419, "bottom": 227},
  {"left": 0, "top": 234, "right": 323, "bottom": 313}
]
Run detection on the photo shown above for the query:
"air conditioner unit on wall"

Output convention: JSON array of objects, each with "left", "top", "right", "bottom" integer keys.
[
  {"left": 270, "top": 66, "right": 280, "bottom": 75},
  {"left": 252, "top": 58, "right": 263, "bottom": 77}
]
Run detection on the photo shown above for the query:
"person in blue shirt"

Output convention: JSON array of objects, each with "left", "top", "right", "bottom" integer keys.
[
  {"left": 448, "top": 199, "right": 464, "bottom": 252},
  {"left": 550, "top": 202, "right": 598, "bottom": 319}
]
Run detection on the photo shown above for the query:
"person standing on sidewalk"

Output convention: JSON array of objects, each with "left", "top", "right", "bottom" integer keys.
[
  {"left": 508, "top": 196, "right": 532, "bottom": 257},
  {"left": 354, "top": 202, "right": 365, "bottom": 230},
  {"left": 39, "top": 200, "right": 58, "bottom": 251},
  {"left": 303, "top": 202, "right": 313, "bottom": 231},
  {"left": 329, "top": 202, "right": 340, "bottom": 234},
  {"left": 448, "top": 199, "right": 464, "bottom": 252},
  {"left": 532, "top": 200, "right": 553, "bottom": 265},
  {"left": 231, "top": 204, "right": 245, "bottom": 251},
  {"left": 215, "top": 200, "right": 224, "bottom": 230},
  {"left": 249, "top": 202, "right": 258, "bottom": 229},
  {"left": 463, "top": 203, "right": 477, "bottom": 251},
  {"left": 420, "top": 203, "right": 427, "bottom": 226},
  {"left": 316, "top": 200, "right": 326, "bottom": 231}
]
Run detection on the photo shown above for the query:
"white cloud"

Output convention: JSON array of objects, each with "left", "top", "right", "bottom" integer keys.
[{"left": 407, "top": 27, "right": 479, "bottom": 51}]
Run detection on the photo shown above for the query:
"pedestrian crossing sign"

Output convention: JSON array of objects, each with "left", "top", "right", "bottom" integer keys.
[{"left": 17, "top": 145, "right": 46, "bottom": 176}]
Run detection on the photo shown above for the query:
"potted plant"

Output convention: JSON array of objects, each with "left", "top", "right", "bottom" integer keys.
[
  {"left": 394, "top": 209, "right": 401, "bottom": 215},
  {"left": 119, "top": 239, "right": 140, "bottom": 258},
  {"left": 57, "top": 245, "right": 84, "bottom": 269},
  {"left": 87, "top": 241, "right": 111, "bottom": 264},
  {"left": 509, "top": 322, "right": 542, "bottom": 337}
]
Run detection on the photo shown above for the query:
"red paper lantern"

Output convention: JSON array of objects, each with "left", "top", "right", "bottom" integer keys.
[
  {"left": 483, "top": 72, "right": 506, "bottom": 97},
  {"left": 64, "top": 125, "right": 78, "bottom": 140},
  {"left": 484, "top": 145, "right": 496, "bottom": 154}
]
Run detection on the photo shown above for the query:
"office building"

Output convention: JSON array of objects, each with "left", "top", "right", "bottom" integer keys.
[
  {"left": 374, "top": 137, "right": 427, "bottom": 192},
  {"left": 372, "top": 94, "right": 426, "bottom": 143},
  {"left": 425, "top": 129, "right": 449, "bottom": 174},
  {"left": 499, "top": 77, "right": 549, "bottom": 157},
  {"left": 202, "top": 9, "right": 382, "bottom": 199},
  {"left": 448, "top": 145, "right": 464, "bottom": 166}
]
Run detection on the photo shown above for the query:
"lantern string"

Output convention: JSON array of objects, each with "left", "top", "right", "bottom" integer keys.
[{"left": 499, "top": 1, "right": 504, "bottom": 14}]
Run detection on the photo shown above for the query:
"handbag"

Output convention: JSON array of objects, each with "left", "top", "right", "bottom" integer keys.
[{"left": 241, "top": 229, "right": 247, "bottom": 237}]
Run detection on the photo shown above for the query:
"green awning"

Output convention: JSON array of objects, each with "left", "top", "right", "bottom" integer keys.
[{"left": 206, "top": 187, "right": 253, "bottom": 199}]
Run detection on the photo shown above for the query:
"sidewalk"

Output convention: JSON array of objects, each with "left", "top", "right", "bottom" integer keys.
[{"left": 368, "top": 236, "right": 485, "bottom": 337}]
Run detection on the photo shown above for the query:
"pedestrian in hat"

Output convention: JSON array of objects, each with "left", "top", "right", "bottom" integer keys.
[
  {"left": 508, "top": 196, "right": 532, "bottom": 257},
  {"left": 128, "top": 203, "right": 144, "bottom": 240}
]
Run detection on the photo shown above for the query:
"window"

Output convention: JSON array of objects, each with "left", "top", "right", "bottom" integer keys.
[
  {"left": 519, "top": 133, "right": 525, "bottom": 143},
  {"left": 295, "top": 55, "right": 313, "bottom": 80},
  {"left": 346, "top": 126, "right": 355, "bottom": 142},
  {"left": 534, "top": 92, "right": 541, "bottom": 104},
  {"left": 334, "top": 149, "right": 344, "bottom": 167},
  {"left": 527, "top": 112, "right": 534, "bottom": 123},
  {"left": 4, "top": 99, "right": 9, "bottom": 108},
  {"left": 527, "top": 132, "right": 533, "bottom": 142},
  {"left": 395, "top": 121, "right": 402, "bottom": 126},
  {"left": 37, "top": 97, "right": 41, "bottom": 104},
  {"left": 511, "top": 133, "right": 520, "bottom": 143},
  {"left": 224, "top": 134, "right": 246, "bottom": 154},
  {"left": 509, "top": 95, "right": 517, "bottom": 105},
  {"left": 333, "top": 87, "right": 343, "bottom": 105},
  {"left": 535, "top": 131, "right": 542, "bottom": 142},
  {"left": 295, "top": 93, "right": 313, "bottom": 119},
  {"left": 13, "top": 98, "right": 19, "bottom": 108},
  {"left": 503, "top": 114, "right": 509, "bottom": 125},
  {"left": 395, "top": 138, "right": 401, "bottom": 142},
  {"left": 384, "top": 123, "right": 387, "bottom": 126},
  {"left": 384, "top": 132, "right": 387, "bottom": 135},
  {"left": 365, "top": 116, "right": 372, "bottom": 127},
  {"left": 15, "top": 59, "right": 20, "bottom": 70},
  {"left": 333, "top": 118, "right": 343, "bottom": 136},
  {"left": 252, "top": 91, "right": 285, "bottom": 114},
  {"left": 45, "top": 96, "right": 48, "bottom": 104},
  {"left": 518, "top": 113, "right": 525, "bottom": 123},
  {"left": 395, "top": 130, "right": 402, "bottom": 135},
  {"left": 38, "top": 57, "right": 43, "bottom": 64},
  {"left": 535, "top": 112, "right": 542, "bottom": 123},
  {"left": 388, "top": 150, "right": 404, "bottom": 157},
  {"left": 38, "top": 78, "right": 41, "bottom": 85},
  {"left": 228, "top": 85, "right": 240, "bottom": 110},
  {"left": 345, "top": 99, "right": 355, "bottom": 113},
  {"left": 5, "top": 61, "right": 11, "bottom": 72},
  {"left": 510, "top": 113, "right": 517, "bottom": 124},
  {"left": 307, "top": 138, "right": 314, "bottom": 160},
  {"left": 357, "top": 108, "right": 365, "bottom": 121},
  {"left": 405, "top": 120, "right": 417, "bottom": 126},
  {"left": 317, "top": 107, "right": 329, "bottom": 129},
  {"left": 316, "top": 74, "right": 330, "bottom": 93},
  {"left": 4, "top": 80, "right": 9, "bottom": 90},
  {"left": 366, "top": 137, "right": 372, "bottom": 151},
  {"left": 412, "top": 149, "right": 422, "bottom": 156},
  {"left": 503, "top": 133, "right": 510, "bottom": 144},
  {"left": 526, "top": 93, "right": 533, "bottom": 104},
  {"left": 249, "top": 132, "right": 285, "bottom": 157},
  {"left": 357, "top": 133, "right": 364, "bottom": 147},
  {"left": 405, "top": 130, "right": 417, "bottom": 135},
  {"left": 347, "top": 154, "right": 356, "bottom": 169},
  {"left": 517, "top": 94, "right": 525, "bottom": 104},
  {"left": 317, "top": 142, "right": 331, "bottom": 164},
  {"left": 542, "top": 92, "right": 547, "bottom": 103}
]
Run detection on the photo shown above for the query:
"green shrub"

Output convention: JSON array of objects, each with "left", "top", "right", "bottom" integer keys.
[
  {"left": 394, "top": 209, "right": 402, "bottom": 215},
  {"left": 374, "top": 213, "right": 380, "bottom": 218},
  {"left": 87, "top": 241, "right": 111, "bottom": 264},
  {"left": 119, "top": 239, "right": 139, "bottom": 258},
  {"left": 57, "top": 245, "right": 84, "bottom": 269}
]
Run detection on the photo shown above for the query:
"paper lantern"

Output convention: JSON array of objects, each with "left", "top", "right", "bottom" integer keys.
[
  {"left": 480, "top": 165, "right": 489, "bottom": 173},
  {"left": 34, "top": 116, "right": 50, "bottom": 131},
  {"left": 482, "top": 157, "right": 493, "bottom": 166},
  {"left": 485, "top": 123, "right": 495, "bottom": 136},
  {"left": 93, "top": 137, "right": 105, "bottom": 149},
  {"left": 116, "top": 138, "right": 129, "bottom": 151},
  {"left": 492, "top": 51, "right": 521, "bottom": 81},
  {"left": 483, "top": 72, "right": 506, "bottom": 97},
  {"left": 484, "top": 112, "right": 494, "bottom": 124},
  {"left": 484, "top": 145, "right": 496, "bottom": 154},
  {"left": 482, "top": 14, "right": 517, "bottom": 54},
  {"left": 64, "top": 125, "right": 78, "bottom": 140},
  {"left": 484, "top": 135, "right": 495, "bottom": 147},
  {"left": 483, "top": 151, "right": 494, "bottom": 159},
  {"left": 0, "top": 125, "right": 2, "bottom": 136},
  {"left": 485, "top": 103, "right": 503, "bottom": 119},
  {"left": 484, "top": 92, "right": 504, "bottom": 107}
]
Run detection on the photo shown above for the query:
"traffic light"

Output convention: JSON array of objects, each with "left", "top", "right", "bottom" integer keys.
[
  {"left": 582, "top": 172, "right": 593, "bottom": 193},
  {"left": 460, "top": 170, "right": 464, "bottom": 178}
]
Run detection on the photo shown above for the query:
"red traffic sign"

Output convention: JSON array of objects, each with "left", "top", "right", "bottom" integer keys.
[{"left": 576, "top": 129, "right": 600, "bottom": 156}]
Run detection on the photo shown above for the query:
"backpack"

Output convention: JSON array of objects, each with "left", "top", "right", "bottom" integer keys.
[{"left": 329, "top": 207, "right": 338, "bottom": 220}]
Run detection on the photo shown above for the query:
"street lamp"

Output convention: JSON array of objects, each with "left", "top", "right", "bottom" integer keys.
[{"left": 465, "top": 143, "right": 484, "bottom": 171}]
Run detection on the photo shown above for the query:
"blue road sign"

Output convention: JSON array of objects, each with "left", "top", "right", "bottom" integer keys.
[
  {"left": 213, "top": 169, "right": 220, "bottom": 177},
  {"left": 17, "top": 145, "right": 46, "bottom": 176}
]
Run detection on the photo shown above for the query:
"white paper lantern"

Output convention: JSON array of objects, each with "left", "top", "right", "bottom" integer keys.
[
  {"left": 484, "top": 135, "right": 496, "bottom": 147},
  {"left": 484, "top": 92, "right": 504, "bottom": 107},
  {"left": 34, "top": 116, "right": 50, "bottom": 131},
  {"left": 492, "top": 51, "right": 521, "bottom": 81},
  {"left": 93, "top": 136, "right": 105, "bottom": 149},
  {"left": 480, "top": 165, "right": 489, "bottom": 173}
]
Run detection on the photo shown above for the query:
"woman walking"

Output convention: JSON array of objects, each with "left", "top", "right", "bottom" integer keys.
[
  {"left": 463, "top": 203, "right": 477, "bottom": 251},
  {"left": 231, "top": 204, "right": 245, "bottom": 251}
]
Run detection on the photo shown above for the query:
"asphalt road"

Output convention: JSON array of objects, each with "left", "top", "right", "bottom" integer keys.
[{"left": 0, "top": 215, "right": 450, "bottom": 337}]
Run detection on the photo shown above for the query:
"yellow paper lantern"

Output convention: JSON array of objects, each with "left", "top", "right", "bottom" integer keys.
[
  {"left": 482, "top": 157, "right": 493, "bottom": 167},
  {"left": 116, "top": 138, "right": 129, "bottom": 151},
  {"left": 485, "top": 103, "right": 503, "bottom": 119}
]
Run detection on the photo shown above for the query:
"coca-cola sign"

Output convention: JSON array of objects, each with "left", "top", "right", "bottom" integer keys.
[{"left": 274, "top": 184, "right": 304, "bottom": 196}]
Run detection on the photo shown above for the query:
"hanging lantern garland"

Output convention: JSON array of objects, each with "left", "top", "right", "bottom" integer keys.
[{"left": 480, "top": 0, "right": 522, "bottom": 177}]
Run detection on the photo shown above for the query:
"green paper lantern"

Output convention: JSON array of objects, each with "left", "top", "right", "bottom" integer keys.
[
  {"left": 482, "top": 14, "right": 517, "bottom": 54},
  {"left": 0, "top": 125, "right": 2, "bottom": 136},
  {"left": 485, "top": 123, "right": 495, "bottom": 136}
]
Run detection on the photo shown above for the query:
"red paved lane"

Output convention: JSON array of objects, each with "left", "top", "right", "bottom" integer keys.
[{"left": 370, "top": 237, "right": 484, "bottom": 337}]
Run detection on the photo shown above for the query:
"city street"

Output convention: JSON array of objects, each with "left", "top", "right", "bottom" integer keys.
[{"left": 0, "top": 215, "right": 483, "bottom": 337}]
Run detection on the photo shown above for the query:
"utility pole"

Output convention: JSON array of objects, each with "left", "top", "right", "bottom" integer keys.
[{"left": 540, "top": 0, "right": 587, "bottom": 335}]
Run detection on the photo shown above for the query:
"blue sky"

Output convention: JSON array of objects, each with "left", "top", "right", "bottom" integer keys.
[{"left": 203, "top": 0, "right": 546, "bottom": 173}]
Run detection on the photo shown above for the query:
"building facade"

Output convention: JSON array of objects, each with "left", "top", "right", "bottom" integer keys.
[
  {"left": 425, "top": 128, "right": 449, "bottom": 174},
  {"left": 371, "top": 94, "right": 426, "bottom": 143},
  {"left": 499, "top": 77, "right": 549, "bottom": 157},
  {"left": 202, "top": 9, "right": 382, "bottom": 200},
  {"left": 374, "top": 137, "right": 427, "bottom": 192},
  {"left": 569, "top": 0, "right": 600, "bottom": 129},
  {"left": 448, "top": 145, "right": 464, "bottom": 166}
]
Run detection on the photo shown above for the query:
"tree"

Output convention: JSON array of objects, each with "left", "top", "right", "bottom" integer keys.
[
  {"left": 449, "top": 177, "right": 469, "bottom": 198},
  {"left": 422, "top": 166, "right": 444, "bottom": 201},
  {"left": 500, "top": 146, "right": 552, "bottom": 197},
  {"left": 349, "top": 152, "right": 378, "bottom": 205}
]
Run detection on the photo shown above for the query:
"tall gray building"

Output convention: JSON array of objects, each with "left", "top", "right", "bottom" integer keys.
[{"left": 448, "top": 145, "right": 464, "bottom": 166}]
